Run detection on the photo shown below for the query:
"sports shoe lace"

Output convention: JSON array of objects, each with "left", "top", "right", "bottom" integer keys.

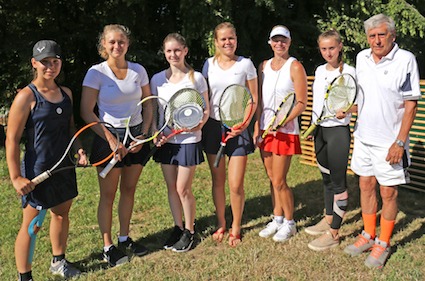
[
  {"left": 370, "top": 243, "right": 385, "bottom": 259},
  {"left": 353, "top": 234, "right": 369, "bottom": 247}
]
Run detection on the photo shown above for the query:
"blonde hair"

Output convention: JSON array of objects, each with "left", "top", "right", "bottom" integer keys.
[
  {"left": 97, "top": 24, "right": 131, "bottom": 60},
  {"left": 163, "top": 33, "right": 195, "bottom": 84},
  {"left": 213, "top": 22, "right": 236, "bottom": 62},
  {"left": 318, "top": 29, "right": 344, "bottom": 74}
]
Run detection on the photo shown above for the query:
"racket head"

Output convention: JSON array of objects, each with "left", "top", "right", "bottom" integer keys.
[
  {"left": 69, "top": 121, "right": 120, "bottom": 167},
  {"left": 218, "top": 84, "right": 254, "bottom": 129},
  {"left": 325, "top": 73, "right": 357, "bottom": 114},
  {"left": 166, "top": 88, "right": 206, "bottom": 130},
  {"left": 127, "top": 95, "right": 169, "bottom": 145},
  {"left": 273, "top": 92, "right": 296, "bottom": 129}
]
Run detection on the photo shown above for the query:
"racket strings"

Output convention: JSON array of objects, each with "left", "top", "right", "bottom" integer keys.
[
  {"left": 133, "top": 97, "right": 165, "bottom": 141},
  {"left": 167, "top": 89, "right": 205, "bottom": 129},
  {"left": 84, "top": 123, "right": 119, "bottom": 166},
  {"left": 219, "top": 85, "right": 252, "bottom": 127},
  {"left": 326, "top": 76, "right": 357, "bottom": 113},
  {"left": 59, "top": 122, "right": 119, "bottom": 168},
  {"left": 274, "top": 94, "right": 295, "bottom": 127}
]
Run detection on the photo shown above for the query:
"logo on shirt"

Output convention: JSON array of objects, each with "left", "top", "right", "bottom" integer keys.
[{"left": 56, "top": 107, "right": 63, "bottom": 114}]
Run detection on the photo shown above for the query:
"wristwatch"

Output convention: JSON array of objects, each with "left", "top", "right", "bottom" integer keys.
[{"left": 395, "top": 139, "right": 404, "bottom": 147}]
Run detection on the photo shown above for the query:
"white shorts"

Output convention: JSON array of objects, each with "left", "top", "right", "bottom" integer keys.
[{"left": 351, "top": 138, "right": 410, "bottom": 186}]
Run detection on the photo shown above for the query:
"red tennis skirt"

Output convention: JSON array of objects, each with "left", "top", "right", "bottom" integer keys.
[{"left": 259, "top": 131, "right": 302, "bottom": 156}]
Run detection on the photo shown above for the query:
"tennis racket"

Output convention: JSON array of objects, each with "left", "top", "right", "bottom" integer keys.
[
  {"left": 213, "top": 84, "right": 254, "bottom": 168},
  {"left": 144, "top": 87, "right": 206, "bottom": 159},
  {"left": 258, "top": 92, "right": 295, "bottom": 144},
  {"left": 31, "top": 121, "right": 119, "bottom": 185},
  {"left": 28, "top": 121, "right": 119, "bottom": 263},
  {"left": 99, "top": 95, "right": 168, "bottom": 178},
  {"left": 301, "top": 73, "right": 357, "bottom": 139}
]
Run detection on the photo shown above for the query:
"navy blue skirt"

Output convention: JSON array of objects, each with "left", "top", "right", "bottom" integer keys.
[
  {"left": 21, "top": 157, "right": 77, "bottom": 210},
  {"left": 153, "top": 142, "right": 204, "bottom": 166},
  {"left": 201, "top": 117, "right": 254, "bottom": 156}
]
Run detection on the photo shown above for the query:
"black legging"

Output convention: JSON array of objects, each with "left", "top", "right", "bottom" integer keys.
[{"left": 314, "top": 125, "right": 350, "bottom": 229}]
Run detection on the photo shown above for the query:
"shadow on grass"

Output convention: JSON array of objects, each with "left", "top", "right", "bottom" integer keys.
[{"left": 73, "top": 173, "right": 425, "bottom": 274}]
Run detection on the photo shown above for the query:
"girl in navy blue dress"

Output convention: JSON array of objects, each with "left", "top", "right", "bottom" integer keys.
[{"left": 6, "top": 40, "right": 83, "bottom": 280}]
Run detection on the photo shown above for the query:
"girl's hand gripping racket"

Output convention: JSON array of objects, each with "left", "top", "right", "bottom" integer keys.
[
  {"left": 144, "top": 88, "right": 206, "bottom": 159},
  {"left": 301, "top": 73, "right": 357, "bottom": 139},
  {"left": 213, "top": 84, "right": 254, "bottom": 168},
  {"left": 28, "top": 121, "right": 119, "bottom": 264},
  {"left": 31, "top": 121, "right": 119, "bottom": 185},
  {"left": 258, "top": 92, "right": 295, "bottom": 144},
  {"left": 99, "top": 96, "right": 168, "bottom": 178}
]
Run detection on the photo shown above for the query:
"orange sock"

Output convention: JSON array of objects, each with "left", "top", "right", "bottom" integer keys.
[
  {"left": 379, "top": 217, "right": 395, "bottom": 244},
  {"left": 362, "top": 213, "right": 376, "bottom": 239}
]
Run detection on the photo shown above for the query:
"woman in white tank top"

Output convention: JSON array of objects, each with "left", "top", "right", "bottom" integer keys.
[{"left": 254, "top": 25, "right": 308, "bottom": 243}]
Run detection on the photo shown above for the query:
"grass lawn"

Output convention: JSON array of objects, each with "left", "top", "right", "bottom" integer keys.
[{"left": 1, "top": 147, "right": 424, "bottom": 280}]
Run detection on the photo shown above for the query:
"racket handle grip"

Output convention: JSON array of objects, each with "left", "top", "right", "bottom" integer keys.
[
  {"left": 31, "top": 171, "right": 51, "bottom": 186},
  {"left": 143, "top": 146, "right": 158, "bottom": 163},
  {"left": 99, "top": 157, "right": 118, "bottom": 178},
  {"left": 214, "top": 144, "right": 226, "bottom": 168},
  {"left": 301, "top": 124, "right": 317, "bottom": 140}
]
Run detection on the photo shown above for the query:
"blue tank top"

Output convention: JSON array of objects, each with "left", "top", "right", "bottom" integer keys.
[{"left": 22, "top": 83, "right": 77, "bottom": 209}]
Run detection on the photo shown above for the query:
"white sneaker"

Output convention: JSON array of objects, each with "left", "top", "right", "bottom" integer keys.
[
  {"left": 259, "top": 220, "right": 282, "bottom": 238},
  {"left": 273, "top": 221, "right": 297, "bottom": 242}
]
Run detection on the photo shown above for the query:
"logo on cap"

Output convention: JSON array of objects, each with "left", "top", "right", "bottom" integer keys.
[{"left": 32, "top": 40, "right": 62, "bottom": 61}]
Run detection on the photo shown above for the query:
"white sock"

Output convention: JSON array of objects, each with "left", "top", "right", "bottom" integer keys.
[
  {"left": 118, "top": 235, "right": 129, "bottom": 243},
  {"left": 103, "top": 244, "right": 113, "bottom": 252},
  {"left": 274, "top": 216, "right": 284, "bottom": 224},
  {"left": 284, "top": 219, "right": 295, "bottom": 225}
]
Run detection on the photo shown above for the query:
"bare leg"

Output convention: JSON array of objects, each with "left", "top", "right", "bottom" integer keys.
[
  {"left": 50, "top": 199, "right": 73, "bottom": 255},
  {"left": 97, "top": 167, "right": 120, "bottom": 246},
  {"left": 228, "top": 155, "right": 247, "bottom": 246},
  {"left": 118, "top": 164, "right": 143, "bottom": 237},
  {"left": 206, "top": 153, "right": 227, "bottom": 237}
]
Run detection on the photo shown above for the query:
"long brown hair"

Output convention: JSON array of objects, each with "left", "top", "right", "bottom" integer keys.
[
  {"left": 317, "top": 29, "right": 344, "bottom": 73},
  {"left": 163, "top": 33, "right": 195, "bottom": 84}
]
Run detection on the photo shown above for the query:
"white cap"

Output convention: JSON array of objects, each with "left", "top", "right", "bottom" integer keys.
[{"left": 269, "top": 26, "right": 291, "bottom": 39}]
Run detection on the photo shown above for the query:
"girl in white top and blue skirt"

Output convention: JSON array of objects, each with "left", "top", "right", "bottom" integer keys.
[
  {"left": 202, "top": 22, "right": 258, "bottom": 247},
  {"left": 150, "top": 33, "right": 209, "bottom": 252}
]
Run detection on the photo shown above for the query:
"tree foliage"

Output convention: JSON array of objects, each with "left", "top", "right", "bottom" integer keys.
[
  {"left": 0, "top": 0, "right": 423, "bottom": 114},
  {"left": 316, "top": 0, "right": 425, "bottom": 66}
]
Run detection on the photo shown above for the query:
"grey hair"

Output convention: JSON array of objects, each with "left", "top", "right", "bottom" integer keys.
[{"left": 364, "top": 14, "right": 396, "bottom": 36}]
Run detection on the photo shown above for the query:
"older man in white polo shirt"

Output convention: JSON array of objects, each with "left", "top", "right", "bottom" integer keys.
[{"left": 344, "top": 14, "right": 421, "bottom": 269}]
